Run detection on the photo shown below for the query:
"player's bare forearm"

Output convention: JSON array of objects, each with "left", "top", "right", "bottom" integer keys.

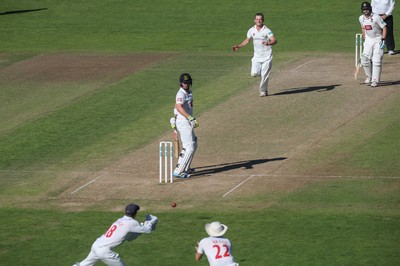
[
  {"left": 262, "top": 36, "right": 277, "bottom": 46},
  {"left": 232, "top": 38, "right": 250, "bottom": 51},
  {"left": 195, "top": 252, "right": 203, "bottom": 261},
  {"left": 269, "top": 36, "right": 277, "bottom": 45},
  {"left": 175, "top": 103, "right": 190, "bottom": 119},
  {"left": 382, "top": 26, "right": 387, "bottom": 39}
]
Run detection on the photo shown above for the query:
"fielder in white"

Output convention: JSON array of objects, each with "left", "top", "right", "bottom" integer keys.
[
  {"left": 195, "top": 221, "right": 239, "bottom": 266},
  {"left": 359, "top": 1, "right": 387, "bottom": 87},
  {"left": 172, "top": 73, "right": 198, "bottom": 179},
  {"left": 232, "top": 12, "right": 277, "bottom": 97},
  {"left": 73, "top": 203, "right": 158, "bottom": 266}
]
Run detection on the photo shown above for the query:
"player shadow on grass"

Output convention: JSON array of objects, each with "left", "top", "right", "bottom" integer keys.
[
  {"left": 0, "top": 8, "right": 48, "bottom": 16},
  {"left": 191, "top": 157, "right": 286, "bottom": 177},
  {"left": 273, "top": 84, "right": 340, "bottom": 96}
]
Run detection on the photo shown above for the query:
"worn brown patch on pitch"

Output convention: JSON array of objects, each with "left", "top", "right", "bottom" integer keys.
[{"left": 0, "top": 53, "right": 171, "bottom": 84}]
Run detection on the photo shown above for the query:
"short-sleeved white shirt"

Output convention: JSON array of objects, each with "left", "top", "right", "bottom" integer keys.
[
  {"left": 371, "top": 0, "right": 395, "bottom": 16},
  {"left": 197, "top": 236, "right": 237, "bottom": 266},
  {"left": 94, "top": 215, "right": 152, "bottom": 249},
  {"left": 174, "top": 87, "right": 193, "bottom": 120},
  {"left": 359, "top": 13, "right": 386, "bottom": 40},
  {"left": 247, "top": 25, "right": 274, "bottom": 59}
]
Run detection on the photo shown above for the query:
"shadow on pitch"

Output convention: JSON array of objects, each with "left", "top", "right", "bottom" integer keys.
[
  {"left": 378, "top": 80, "right": 400, "bottom": 87},
  {"left": 0, "top": 8, "right": 48, "bottom": 16},
  {"left": 273, "top": 84, "right": 340, "bottom": 96},
  {"left": 191, "top": 157, "right": 286, "bottom": 177}
]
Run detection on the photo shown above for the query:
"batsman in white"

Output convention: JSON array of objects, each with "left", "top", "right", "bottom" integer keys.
[
  {"left": 359, "top": 1, "right": 387, "bottom": 87},
  {"left": 195, "top": 221, "right": 239, "bottom": 266},
  {"left": 232, "top": 12, "right": 277, "bottom": 97},
  {"left": 172, "top": 73, "right": 198, "bottom": 179},
  {"left": 73, "top": 203, "right": 158, "bottom": 266}
]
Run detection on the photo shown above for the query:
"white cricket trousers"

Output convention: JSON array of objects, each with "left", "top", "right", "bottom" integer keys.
[
  {"left": 78, "top": 241, "right": 125, "bottom": 266},
  {"left": 251, "top": 56, "right": 273, "bottom": 94},
  {"left": 174, "top": 118, "right": 197, "bottom": 174},
  {"left": 361, "top": 37, "right": 384, "bottom": 82}
]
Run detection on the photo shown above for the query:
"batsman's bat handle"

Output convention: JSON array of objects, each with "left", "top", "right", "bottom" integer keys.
[
  {"left": 173, "top": 130, "right": 180, "bottom": 158},
  {"left": 174, "top": 141, "right": 179, "bottom": 158}
]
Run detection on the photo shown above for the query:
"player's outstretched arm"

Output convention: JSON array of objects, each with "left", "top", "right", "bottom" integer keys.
[{"left": 232, "top": 38, "right": 250, "bottom": 51}]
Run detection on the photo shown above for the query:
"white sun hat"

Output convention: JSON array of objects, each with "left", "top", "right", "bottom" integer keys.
[{"left": 205, "top": 221, "right": 228, "bottom": 237}]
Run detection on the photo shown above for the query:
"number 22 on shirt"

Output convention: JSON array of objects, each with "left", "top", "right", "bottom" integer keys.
[{"left": 213, "top": 244, "right": 231, "bottom": 259}]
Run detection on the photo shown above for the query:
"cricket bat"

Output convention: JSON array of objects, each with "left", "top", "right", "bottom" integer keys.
[
  {"left": 354, "top": 65, "right": 360, "bottom": 80},
  {"left": 173, "top": 130, "right": 180, "bottom": 158}
]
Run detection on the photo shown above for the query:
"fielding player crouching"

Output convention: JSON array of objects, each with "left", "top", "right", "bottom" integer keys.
[
  {"left": 73, "top": 203, "right": 158, "bottom": 266},
  {"left": 195, "top": 221, "right": 239, "bottom": 266}
]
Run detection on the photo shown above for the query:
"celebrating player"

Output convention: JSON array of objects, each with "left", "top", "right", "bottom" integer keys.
[
  {"left": 359, "top": 2, "right": 387, "bottom": 87},
  {"left": 195, "top": 221, "right": 239, "bottom": 266},
  {"left": 72, "top": 203, "right": 158, "bottom": 266},
  {"left": 232, "top": 12, "right": 277, "bottom": 97},
  {"left": 172, "top": 73, "right": 198, "bottom": 179}
]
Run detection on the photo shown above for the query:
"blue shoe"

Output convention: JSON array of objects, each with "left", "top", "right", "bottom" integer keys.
[{"left": 173, "top": 172, "right": 190, "bottom": 178}]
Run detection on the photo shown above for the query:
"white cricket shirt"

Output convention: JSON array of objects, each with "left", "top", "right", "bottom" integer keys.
[
  {"left": 359, "top": 13, "right": 386, "bottom": 39},
  {"left": 371, "top": 0, "right": 395, "bottom": 16},
  {"left": 94, "top": 215, "right": 152, "bottom": 249},
  {"left": 247, "top": 25, "right": 274, "bottom": 59},
  {"left": 174, "top": 87, "right": 193, "bottom": 120},
  {"left": 197, "top": 236, "right": 237, "bottom": 266}
]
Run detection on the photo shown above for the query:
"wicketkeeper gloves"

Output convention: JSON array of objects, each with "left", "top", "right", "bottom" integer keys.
[{"left": 146, "top": 214, "right": 158, "bottom": 230}]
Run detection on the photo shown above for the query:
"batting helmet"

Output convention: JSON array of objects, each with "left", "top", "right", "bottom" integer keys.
[
  {"left": 179, "top": 73, "right": 192, "bottom": 86},
  {"left": 360, "top": 2, "right": 372, "bottom": 11}
]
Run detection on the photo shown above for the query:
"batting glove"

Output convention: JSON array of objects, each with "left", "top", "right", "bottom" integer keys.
[
  {"left": 380, "top": 39, "right": 386, "bottom": 49},
  {"left": 170, "top": 117, "right": 176, "bottom": 129},
  {"left": 188, "top": 116, "right": 199, "bottom": 128}
]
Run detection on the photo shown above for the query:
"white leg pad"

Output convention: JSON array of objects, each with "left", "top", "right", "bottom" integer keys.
[{"left": 361, "top": 56, "right": 372, "bottom": 78}]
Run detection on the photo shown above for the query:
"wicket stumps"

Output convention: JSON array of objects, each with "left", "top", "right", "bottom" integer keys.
[
  {"left": 159, "top": 141, "right": 173, "bottom": 183},
  {"left": 355, "top": 33, "right": 363, "bottom": 67}
]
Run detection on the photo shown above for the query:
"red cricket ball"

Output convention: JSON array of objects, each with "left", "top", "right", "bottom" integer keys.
[{"left": 171, "top": 202, "right": 177, "bottom": 208}]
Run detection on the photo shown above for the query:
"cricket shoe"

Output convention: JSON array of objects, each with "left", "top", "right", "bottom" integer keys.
[
  {"left": 364, "top": 77, "right": 371, "bottom": 84},
  {"left": 259, "top": 92, "right": 268, "bottom": 97},
  {"left": 371, "top": 81, "right": 378, "bottom": 87},
  {"left": 388, "top": 50, "right": 395, "bottom": 55},
  {"left": 173, "top": 172, "right": 191, "bottom": 179},
  {"left": 187, "top": 168, "right": 195, "bottom": 175}
]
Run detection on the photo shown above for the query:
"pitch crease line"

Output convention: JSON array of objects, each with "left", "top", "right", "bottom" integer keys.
[
  {"left": 222, "top": 175, "right": 255, "bottom": 197},
  {"left": 290, "top": 60, "right": 313, "bottom": 72},
  {"left": 71, "top": 172, "right": 108, "bottom": 194}
]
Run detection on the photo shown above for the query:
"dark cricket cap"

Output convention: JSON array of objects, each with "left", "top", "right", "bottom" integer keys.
[{"left": 125, "top": 203, "right": 140, "bottom": 215}]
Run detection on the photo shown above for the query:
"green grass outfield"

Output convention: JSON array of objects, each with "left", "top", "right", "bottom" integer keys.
[
  {"left": 1, "top": 0, "right": 360, "bottom": 53},
  {"left": 1, "top": 0, "right": 400, "bottom": 265}
]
